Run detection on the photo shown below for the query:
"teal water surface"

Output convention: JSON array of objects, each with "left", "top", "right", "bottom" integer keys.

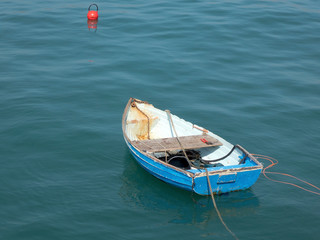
[{"left": 1, "top": 0, "right": 319, "bottom": 239}]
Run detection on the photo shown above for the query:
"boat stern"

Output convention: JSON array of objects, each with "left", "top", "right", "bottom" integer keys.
[{"left": 192, "top": 152, "right": 263, "bottom": 195}]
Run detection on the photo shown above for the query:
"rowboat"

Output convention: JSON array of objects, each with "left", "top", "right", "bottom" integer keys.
[{"left": 122, "top": 98, "right": 263, "bottom": 195}]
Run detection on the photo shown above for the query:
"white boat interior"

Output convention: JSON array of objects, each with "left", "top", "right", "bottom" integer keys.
[{"left": 124, "top": 99, "right": 246, "bottom": 169}]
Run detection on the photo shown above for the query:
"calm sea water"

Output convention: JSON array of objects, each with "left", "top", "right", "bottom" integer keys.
[{"left": 1, "top": 0, "right": 319, "bottom": 239}]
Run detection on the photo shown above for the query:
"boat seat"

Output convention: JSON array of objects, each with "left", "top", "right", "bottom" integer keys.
[{"left": 132, "top": 135, "right": 222, "bottom": 153}]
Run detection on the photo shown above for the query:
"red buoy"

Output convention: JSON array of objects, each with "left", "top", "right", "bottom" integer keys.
[{"left": 87, "top": 4, "right": 98, "bottom": 20}]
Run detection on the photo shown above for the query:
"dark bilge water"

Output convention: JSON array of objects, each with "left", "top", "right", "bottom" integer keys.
[{"left": 1, "top": 1, "right": 319, "bottom": 239}]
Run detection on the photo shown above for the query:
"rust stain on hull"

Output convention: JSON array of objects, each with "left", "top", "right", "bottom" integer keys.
[{"left": 127, "top": 102, "right": 158, "bottom": 140}]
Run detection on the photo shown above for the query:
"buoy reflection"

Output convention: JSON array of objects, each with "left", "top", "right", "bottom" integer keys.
[{"left": 87, "top": 19, "right": 98, "bottom": 32}]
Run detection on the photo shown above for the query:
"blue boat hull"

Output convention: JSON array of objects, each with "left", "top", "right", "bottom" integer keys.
[
  {"left": 127, "top": 140, "right": 194, "bottom": 192},
  {"left": 126, "top": 140, "right": 262, "bottom": 195},
  {"left": 192, "top": 168, "right": 262, "bottom": 195}
]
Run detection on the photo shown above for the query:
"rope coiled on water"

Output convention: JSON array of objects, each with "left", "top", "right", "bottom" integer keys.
[{"left": 253, "top": 154, "right": 320, "bottom": 196}]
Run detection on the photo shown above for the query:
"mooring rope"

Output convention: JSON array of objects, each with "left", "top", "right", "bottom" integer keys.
[
  {"left": 165, "top": 110, "right": 194, "bottom": 168},
  {"left": 165, "top": 109, "right": 238, "bottom": 239},
  {"left": 252, "top": 154, "right": 320, "bottom": 196},
  {"left": 205, "top": 169, "right": 239, "bottom": 240}
]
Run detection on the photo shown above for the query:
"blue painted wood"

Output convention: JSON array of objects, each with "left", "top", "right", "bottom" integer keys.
[
  {"left": 122, "top": 98, "right": 263, "bottom": 195},
  {"left": 217, "top": 173, "right": 237, "bottom": 184},
  {"left": 127, "top": 140, "right": 194, "bottom": 192},
  {"left": 126, "top": 140, "right": 262, "bottom": 195},
  {"left": 193, "top": 168, "right": 262, "bottom": 195}
]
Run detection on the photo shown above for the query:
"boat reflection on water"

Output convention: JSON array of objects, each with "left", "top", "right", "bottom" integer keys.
[
  {"left": 87, "top": 19, "right": 98, "bottom": 32},
  {"left": 120, "top": 152, "right": 260, "bottom": 225}
]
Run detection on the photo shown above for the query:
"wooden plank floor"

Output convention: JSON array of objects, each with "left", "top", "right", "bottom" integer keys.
[{"left": 132, "top": 135, "right": 222, "bottom": 152}]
